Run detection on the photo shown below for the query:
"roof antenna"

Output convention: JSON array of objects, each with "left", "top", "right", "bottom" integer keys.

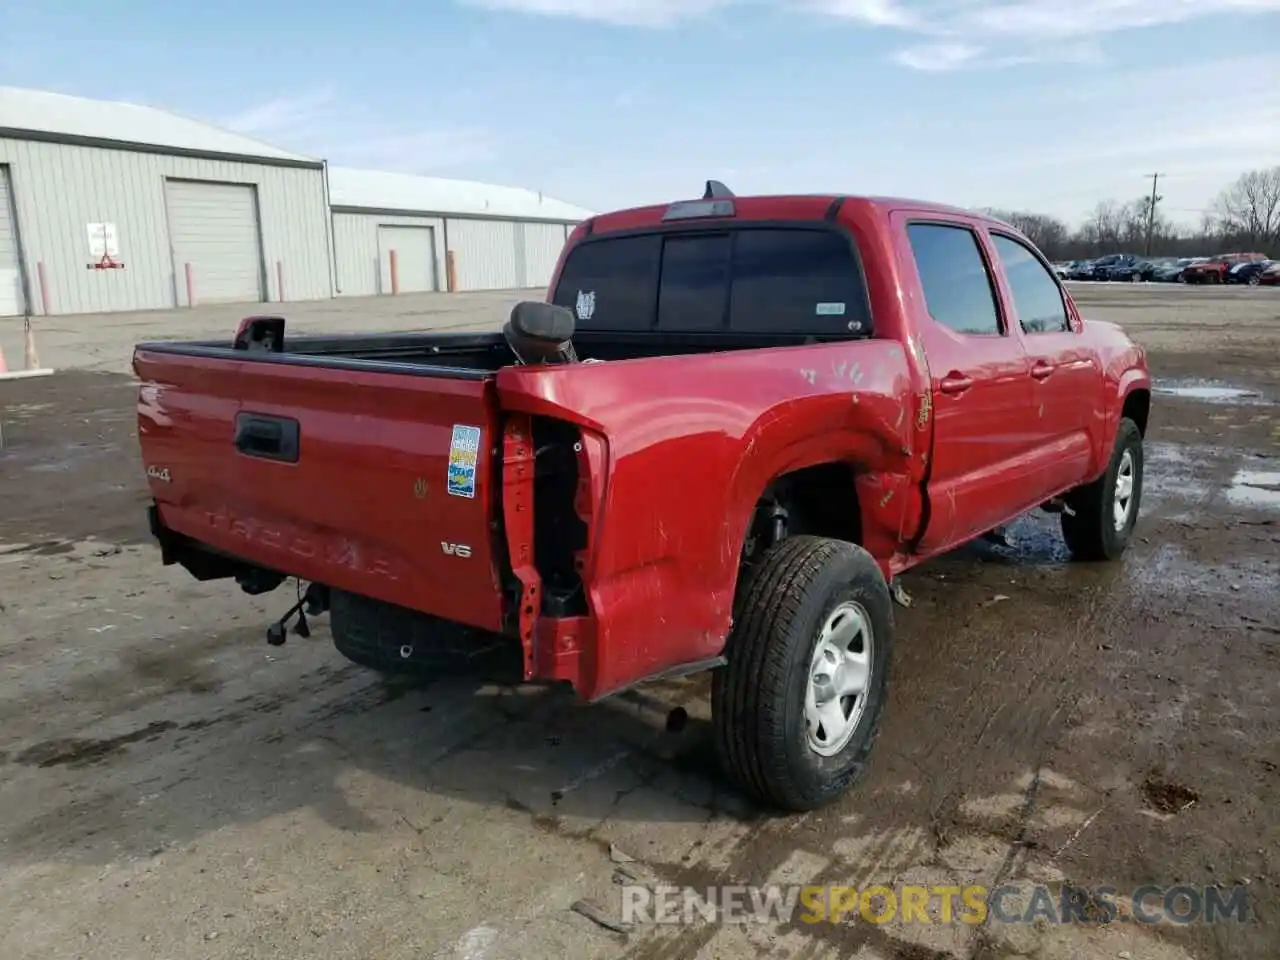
[{"left": 703, "top": 180, "right": 734, "bottom": 200}]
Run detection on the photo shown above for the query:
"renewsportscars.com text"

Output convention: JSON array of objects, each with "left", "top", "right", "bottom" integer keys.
[{"left": 621, "top": 883, "right": 1250, "bottom": 926}]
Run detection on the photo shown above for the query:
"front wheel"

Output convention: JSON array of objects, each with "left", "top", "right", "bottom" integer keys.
[
  {"left": 1061, "top": 417, "right": 1144, "bottom": 561},
  {"left": 712, "top": 536, "right": 893, "bottom": 811}
]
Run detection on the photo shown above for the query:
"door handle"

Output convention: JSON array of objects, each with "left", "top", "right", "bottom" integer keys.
[
  {"left": 1030, "top": 362, "right": 1055, "bottom": 381},
  {"left": 234, "top": 412, "right": 300, "bottom": 463},
  {"left": 939, "top": 373, "right": 973, "bottom": 395}
]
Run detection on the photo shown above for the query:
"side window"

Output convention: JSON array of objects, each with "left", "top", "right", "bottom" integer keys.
[
  {"left": 551, "top": 234, "right": 660, "bottom": 331},
  {"left": 906, "top": 224, "right": 1002, "bottom": 336},
  {"left": 729, "top": 228, "right": 871, "bottom": 335},
  {"left": 658, "top": 234, "right": 731, "bottom": 331},
  {"left": 990, "top": 234, "right": 1070, "bottom": 334}
]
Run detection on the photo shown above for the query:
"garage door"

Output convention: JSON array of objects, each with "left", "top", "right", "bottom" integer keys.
[
  {"left": 519, "top": 223, "right": 567, "bottom": 289},
  {"left": 447, "top": 219, "right": 519, "bottom": 291},
  {"left": 165, "top": 180, "right": 264, "bottom": 305},
  {"left": 0, "top": 166, "right": 24, "bottom": 317},
  {"left": 377, "top": 225, "right": 437, "bottom": 294}
]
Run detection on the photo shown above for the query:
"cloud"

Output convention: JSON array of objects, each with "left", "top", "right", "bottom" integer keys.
[
  {"left": 809, "top": 0, "right": 1280, "bottom": 69},
  {"left": 220, "top": 88, "right": 337, "bottom": 138},
  {"left": 334, "top": 129, "right": 499, "bottom": 173},
  {"left": 892, "top": 37, "right": 1100, "bottom": 70},
  {"left": 891, "top": 41, "right": 979, "bottom": 70},
  {"left": 462, "top": 0, "right": 1280, "bottom": 68},
  {"left": 460, "top": 0, "right": 736, "bottom": 26},
  {"left": 218, "top": 90, "right": 498, "bottom": 173}
]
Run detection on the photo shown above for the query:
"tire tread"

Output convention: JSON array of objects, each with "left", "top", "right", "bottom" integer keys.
[{"left": 713, "top": 535, "right": 890, "bottom": 810}]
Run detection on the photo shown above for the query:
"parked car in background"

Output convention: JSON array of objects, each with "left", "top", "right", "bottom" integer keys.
[
  {"left": 1051, "top": 262, "right": 1071, "bottom": 279},
  {"left": 1149, "top": 258, "right": 1194, "bottom": 282},
  {"left": 1183, "top": 252, "right": 1268, "bottom": 284},
  {"left": 1088, "top": 253, "right": 1142, "bottom": 280},
  {"left": 1067, "top": 260, "right": 1096, "bottom": 280},
  {"left": 1256, "top": 262, "right": 1280, "bottom": 286},
  {"left": 1105, "top": 258, "right": 1157, "bottom": 282},
  {"left": 1134, "top": 258, "right": 1172, "bottom": 282},
  {"left": 1225, "top": 259, "right": 1276, "bottom": 286}
]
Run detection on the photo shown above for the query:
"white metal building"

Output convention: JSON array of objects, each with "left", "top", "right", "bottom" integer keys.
[
  {"left": 0, "top": 87, "right": 332, "bottom": 317},
  {"left": 328, "top": 167, "right": 593, "bottom": 297}
]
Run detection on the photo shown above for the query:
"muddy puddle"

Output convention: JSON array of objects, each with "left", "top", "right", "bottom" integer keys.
[
  {"left": 1153, "top": 378, "right": 1269, "bottom": 404},
  {"left": 1225, "top": 464, "right": 1280, "bottom": 511}
]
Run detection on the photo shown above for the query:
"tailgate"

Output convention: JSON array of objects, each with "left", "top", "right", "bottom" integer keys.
[{"left": 134, "top": 350, "right": 507, "bottom": 632}]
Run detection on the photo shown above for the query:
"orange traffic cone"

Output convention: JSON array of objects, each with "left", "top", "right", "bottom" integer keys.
[{"left": 22, "top": 318, "right": 39, "bottom": 371}]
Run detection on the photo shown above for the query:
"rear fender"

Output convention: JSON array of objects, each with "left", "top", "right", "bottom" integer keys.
[
  {"left": 580, "top": 390, "right": 913, "bottom": 701},
  {"left": 720, "top": 396, "right": 917, "bottom": 584}
]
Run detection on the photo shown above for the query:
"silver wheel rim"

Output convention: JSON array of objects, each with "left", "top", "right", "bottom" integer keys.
[
  {"left": 804, "top": 601, "right": 874, "bottom": 757},
  {"left": 1113, "top": 448, "right": 1136, "bottom": 531}
]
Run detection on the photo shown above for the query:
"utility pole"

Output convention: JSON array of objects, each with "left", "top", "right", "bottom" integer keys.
[{"left": 1144, "top": 173, "right": 1163, "bottom": 256}]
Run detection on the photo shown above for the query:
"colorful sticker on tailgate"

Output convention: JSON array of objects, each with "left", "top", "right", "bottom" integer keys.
[{"left": 447, "top": 424, "right": 482, "bottom": 499}]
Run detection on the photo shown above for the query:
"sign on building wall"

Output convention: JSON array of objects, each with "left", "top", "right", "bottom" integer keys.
[{"left": 86, "top": 222, "right": 119, "bottom": 258}]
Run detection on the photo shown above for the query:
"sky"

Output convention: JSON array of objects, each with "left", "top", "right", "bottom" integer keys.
[{"left": 1, "top": 1, "right": 1277, "bottom": 228}]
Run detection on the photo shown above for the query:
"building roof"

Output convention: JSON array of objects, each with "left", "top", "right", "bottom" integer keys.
[
  {"left": 327, "top": 166, "right": 593, "bottom": 222},
  {"left": 0, "top": 86, "right": 317, "bottom": 164}
]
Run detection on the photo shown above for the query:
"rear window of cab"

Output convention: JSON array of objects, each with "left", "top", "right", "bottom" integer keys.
[{"left": 551, "top": 227, "right": 873, "bottom": 337}]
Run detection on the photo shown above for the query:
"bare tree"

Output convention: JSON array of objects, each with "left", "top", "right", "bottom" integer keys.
[
  {"left": 975, "top": 166, "right": 1277, "bottom": 261},
  {"left": 981, "top": 208, "right": 1072, "bottom": 259},
  {"left": 1073, "top": 200, "right": 1125, "bottom": 254},
  {"left": 1212, "top": 166, "right": 1280, "bottom": 249}
]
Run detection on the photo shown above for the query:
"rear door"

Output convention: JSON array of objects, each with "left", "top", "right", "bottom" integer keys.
[
  {"left": 986, "top": 230, "right": 1104, "bottom": 494},
  {"left": 895, "top": 217, "right": 1034, "bottom": 554},
  {"left": 135, "top": 351, "right": 507, "bottom": 631}
]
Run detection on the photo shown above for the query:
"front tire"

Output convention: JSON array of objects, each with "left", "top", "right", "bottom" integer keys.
[
  {"left": 1061, "top": 417, "right": 1144, "bottom": 561},
  {"left": 712, "top": 536, "right": 893, "bottom": 812}
]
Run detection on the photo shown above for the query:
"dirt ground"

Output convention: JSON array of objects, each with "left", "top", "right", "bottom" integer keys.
[{"left": 0, "top": 285, "right": 1277, "bottom": 960}]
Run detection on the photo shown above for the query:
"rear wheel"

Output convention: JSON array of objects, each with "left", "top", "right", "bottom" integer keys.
[
  {"left": 1061, "top": 417, "right": 1144, "bottom": 561},
  {"left": 712, "top": 536, "right": 893, "bottom": 811}
]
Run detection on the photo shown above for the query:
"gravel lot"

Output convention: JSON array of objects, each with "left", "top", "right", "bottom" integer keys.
[{"left": 1, "top": 284, "right": 1277, "bottom": 960}]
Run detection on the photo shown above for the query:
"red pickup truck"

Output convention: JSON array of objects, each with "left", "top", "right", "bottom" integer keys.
[
  {"left": 1182, "top": 252, "right": 1268, "bottom": 284},
  {"left": 134, "top": 183, "right": 1151, "bottom": 811}
]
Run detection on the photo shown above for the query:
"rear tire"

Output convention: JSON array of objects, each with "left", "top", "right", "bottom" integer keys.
[
  {"left": 1061, "top": 417, "right": 1144, "bottom": 561},
  {"left": 712, "top": 536, "right": 893, "bottom": 812}
]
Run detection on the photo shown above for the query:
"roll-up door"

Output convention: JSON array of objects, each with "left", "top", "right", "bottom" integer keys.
[
  {"left": 447, "top": 218, "right": 519, "bottom": 291},
  {"left": 0, "top": 166, "right": 24, "bottom": 316},
  {"left": 377, "top": 225, "right": 437, "bottom": 293},
  {"left": 165, "top": 179, "right": 264, "bottom": 305},
  {"left": 520, "top": 222, "right": 567, "bottom": 289}
]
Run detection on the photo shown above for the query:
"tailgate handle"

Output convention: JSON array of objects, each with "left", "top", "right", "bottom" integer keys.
[{"left": 234, "top": 413, "right": 300, "bottom": 463}]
